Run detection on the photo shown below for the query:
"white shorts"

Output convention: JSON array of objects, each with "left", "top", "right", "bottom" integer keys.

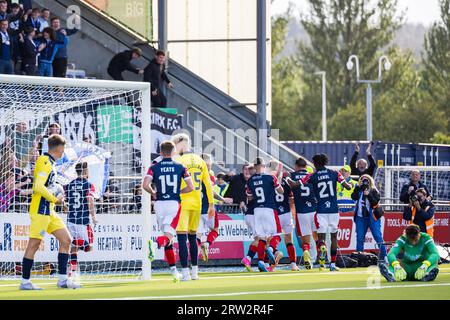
[
  {"left": 154, "top": 200, "right": 181, "bottom": 236},
  {"left": 296, "top": 212, "right": 317, "bottom": 237},
  {"left": 198, "top": 214, "right": 216, "bottom": 234},
  {"left": 278, "top": 212, "right": 293, "bottom": 234},
  {"left": 316, "top": 213, "right": 339, "bottom": 234},
  {"left": 254, "top": 208, "right": 281, "bottom": 238},
  {"left": 244, "top": 214, "right": 255, "bottom": 236},
  {"left": 67, "top": 222, "right": 92, "bottom": 244}
]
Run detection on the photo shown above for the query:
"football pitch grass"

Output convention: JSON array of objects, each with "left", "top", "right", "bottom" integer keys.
[{"left": 1, "top": 264, "right": 449, "bottom": 300}]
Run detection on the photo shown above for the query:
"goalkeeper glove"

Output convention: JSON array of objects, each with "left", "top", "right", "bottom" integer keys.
[
  {"left": 414, "top": 260, "right": 431, "bottom": 280},
  {"left": 392, "top": 261, "right": 407, "bottom": 281}
]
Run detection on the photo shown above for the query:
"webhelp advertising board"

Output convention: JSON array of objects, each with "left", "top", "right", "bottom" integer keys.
[{"left": 1, "top": 212, "right": 448, "bottom": 263}]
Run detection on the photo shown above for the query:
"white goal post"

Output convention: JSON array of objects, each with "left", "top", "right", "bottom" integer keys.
[
  {"left": 0, "top": 74, "right": 152, "bottom": 280},
  {"left": 374, "top": 166, "right": 450, "bottom": 203}
]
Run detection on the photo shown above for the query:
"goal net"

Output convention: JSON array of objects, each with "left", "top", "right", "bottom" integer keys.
[
  {"left": 0, "top": 75, "right": 152, "bottom": 281},
  {"left": 374, "top": 166, "right": 450, "bottom": 204}
]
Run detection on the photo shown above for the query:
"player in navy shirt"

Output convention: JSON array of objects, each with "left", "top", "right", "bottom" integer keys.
[
  {"left": 245, "top": 157, "right": 283, "bottom": 272},
  {"left": 267, "top": 160, "right": 297, "bottom": 270},
  {"left": 241, "top": 165, "right": 260, "bottom": 272},
  {"left": 287, "top": 157, "right": 317, "bottom": 269},
  {"left": 66, "top": 162, "right": 97, "bottom": 277},
  {"left": 292, "top": 154, "right": 351, "bottom": 271},
  {"left": 142, "top": 141, "right": 193, "bottom": 281}
]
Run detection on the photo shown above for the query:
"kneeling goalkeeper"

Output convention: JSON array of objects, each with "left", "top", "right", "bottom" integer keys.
[{"left": 379, "top": 224, "right": 439, "bottom": 282}]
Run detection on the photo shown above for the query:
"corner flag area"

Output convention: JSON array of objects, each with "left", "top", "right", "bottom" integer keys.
[{"left": 1, "top": 265, "right": 449, "bottom": 300}]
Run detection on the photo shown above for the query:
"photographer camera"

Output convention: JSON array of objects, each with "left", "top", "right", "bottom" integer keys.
[
  {"left": 351, "top": 174, "right": 386, "bottom": 261},
  {"left": 400, "top": 170, "right": 431, "bottom": 204},
  {"left": 403, "top": 188, "right": 435, "bottom": 237}
]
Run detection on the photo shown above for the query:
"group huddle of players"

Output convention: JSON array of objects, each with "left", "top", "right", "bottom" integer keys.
[
  {"left": 18, "top": 133, "right": 440, "bottom": 290},
  {"left": 143, "top": 132, "right": 355, "bottom": 282}
]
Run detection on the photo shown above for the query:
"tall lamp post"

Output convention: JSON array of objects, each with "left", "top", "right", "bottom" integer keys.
[
  {"left": 315, "top": 71, "right": 327, "bottom": 141},
  {"left": 346, "top": 55, "right": 391, "bottom": 141}
]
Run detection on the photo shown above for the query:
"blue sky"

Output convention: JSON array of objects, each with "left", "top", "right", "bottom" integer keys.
[{"left": 271, "top": 0, "right": 441, "bottom": 26}]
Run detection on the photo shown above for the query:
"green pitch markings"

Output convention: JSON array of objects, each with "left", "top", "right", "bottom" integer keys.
[{"left": 0, "top": 265, "right": 449, "bottom": 300}]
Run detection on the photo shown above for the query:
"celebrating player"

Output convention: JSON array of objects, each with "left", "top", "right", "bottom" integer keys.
[
  {"left": 379, "top": 224, "right": 439, "bottom": 282},
  {"left": 268, "top": 160, "right": 297, "bottom": 271},
  {"left": 172, "top": 134, "right": 214, "bottom": 281},
  {"left": 246, "top": 157, "right": 283, "bottom": 272},
  {"left": 289, "top": 154, "right": 351, "bottom": 271},
  {"left": 241, "top": 166, "right": 258, "bottom": 272},
  {"left": 287, "top": 158, "right": 317, "bottom": 270},
  {"left": 198, "top": 154, "right": 233, "bottom": 262},
  {"left": 142, "top": 141, "right": 194, "bottom": 282},
  {"left": 66, "top": 162, "right": 97, "bottom": 278},
  {"left": 20, "top": 134, "right": 80, "bottom": 290}
]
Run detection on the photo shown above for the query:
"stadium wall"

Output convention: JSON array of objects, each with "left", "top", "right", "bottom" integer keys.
[{"left": 1, "top": 211, "right": 448, "bottom": 267}]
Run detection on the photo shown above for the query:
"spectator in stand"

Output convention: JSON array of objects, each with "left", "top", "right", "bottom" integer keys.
[
  {"left": 223, "top": 163, "right": 251, "bottom": 209},
  {"left": 24, "top": 7, "right": 40, "bottom": 32},
  {"left": 400, "top": 170, "right": 431, "bottom": 203},
  {"left": 12, "top": 117, "right": 50, "bottom": 165},
  {"left": 224, "top": 169, "right": 235, "bottom": 183},
  {"left": 100, "top": 175, "right": 120, "bottom": 214},
  {"left": 0, "top": 19, "right": 20, "bottom": 74},
  {"left": 51, "top": 17, "right": 78, "bottom": 78},
  {"left": 21, "top": 1, "right": 32, "bottom": 12},
  {"left": 7, "top": 3, "right": 22, "bottom": 72},
  {"left": 128, "top": 184, "right": 142, "bottom": 213},
  {"left": 350, "top": 142, "right": 377, "bottom": 178},
  {"left": 0, "top": 148, "right": 33, "bottom": 213},
  {"left": 38, "top": 8, "right": 49, "bottom": 32},
  {"left": 35, "top": 26, "right": 67, "bottom": 77},
  {"left": 18, "top": 26, "right": 37, "bottom": 75},
  {"left": 0, "top": 171, "right": 32, "bottom": 212},
  {"left": 336, "top": 165, "right": 357, "bottom": 213},
  {"left": 351, "top": 174, "right": 386, "bottom": 260},
  {"left": 213, "top": 172, "right": 229, "bottom": 206},
  {"left": 107, "top": 48, "right": 143, "bottom": 81},
  {"left": 37, "top": 122, "right": 61, "bottom": 155},
  {"left": 0, "top": 1, "right": 7, "bottom": 21},
  {"left": 144, "top": 50, "right": 173, "bottom": 108}
]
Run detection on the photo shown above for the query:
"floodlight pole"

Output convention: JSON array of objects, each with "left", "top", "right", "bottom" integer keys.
[
  {"left": 256, "top": 0, "right": 267, "bottom": 154},
  {"left": 315, "top": 71, "right": 327, "bottom": 141},
  {"left": 346, "top": 55, "right": 391, "bottom": 141},
  {"left": 158, "top": 0, "right": 168, "bottom": 97}
]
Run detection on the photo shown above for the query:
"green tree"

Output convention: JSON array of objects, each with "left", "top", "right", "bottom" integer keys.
[
  {"left": 430, "top": 132, "right": 450, "bottom": 144},
  {"left": 328, "top": 49, "right": 446, "bottom": 142},
  {"left": 422, "top": 0, "right": 450, "bottom": 132},
  {"left": 271, "top": 6, "right": 305, "bottom": 140},
  {"left": 296, "top": 0, "right": 405, "bottom": 140}
]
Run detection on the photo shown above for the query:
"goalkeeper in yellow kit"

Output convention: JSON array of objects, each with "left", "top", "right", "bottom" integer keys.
[
  {"left": 20, "top": 134, "right": 80, "bottom": 290},
  {"left": 171, "top": 133, "right": 214, "bottom": 281}
]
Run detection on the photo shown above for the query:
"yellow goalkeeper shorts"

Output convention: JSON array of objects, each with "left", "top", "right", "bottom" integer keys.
[
  {"left": 176, "top": 207, "right": 201, "bottom": 233},
  {"left": 29, "top": 212, "right": 67, "bottom": 240}
]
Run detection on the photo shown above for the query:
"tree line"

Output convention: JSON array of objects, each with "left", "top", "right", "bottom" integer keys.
[{"left": 272, "top": 0, "right": 449, "bottom": 144}]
